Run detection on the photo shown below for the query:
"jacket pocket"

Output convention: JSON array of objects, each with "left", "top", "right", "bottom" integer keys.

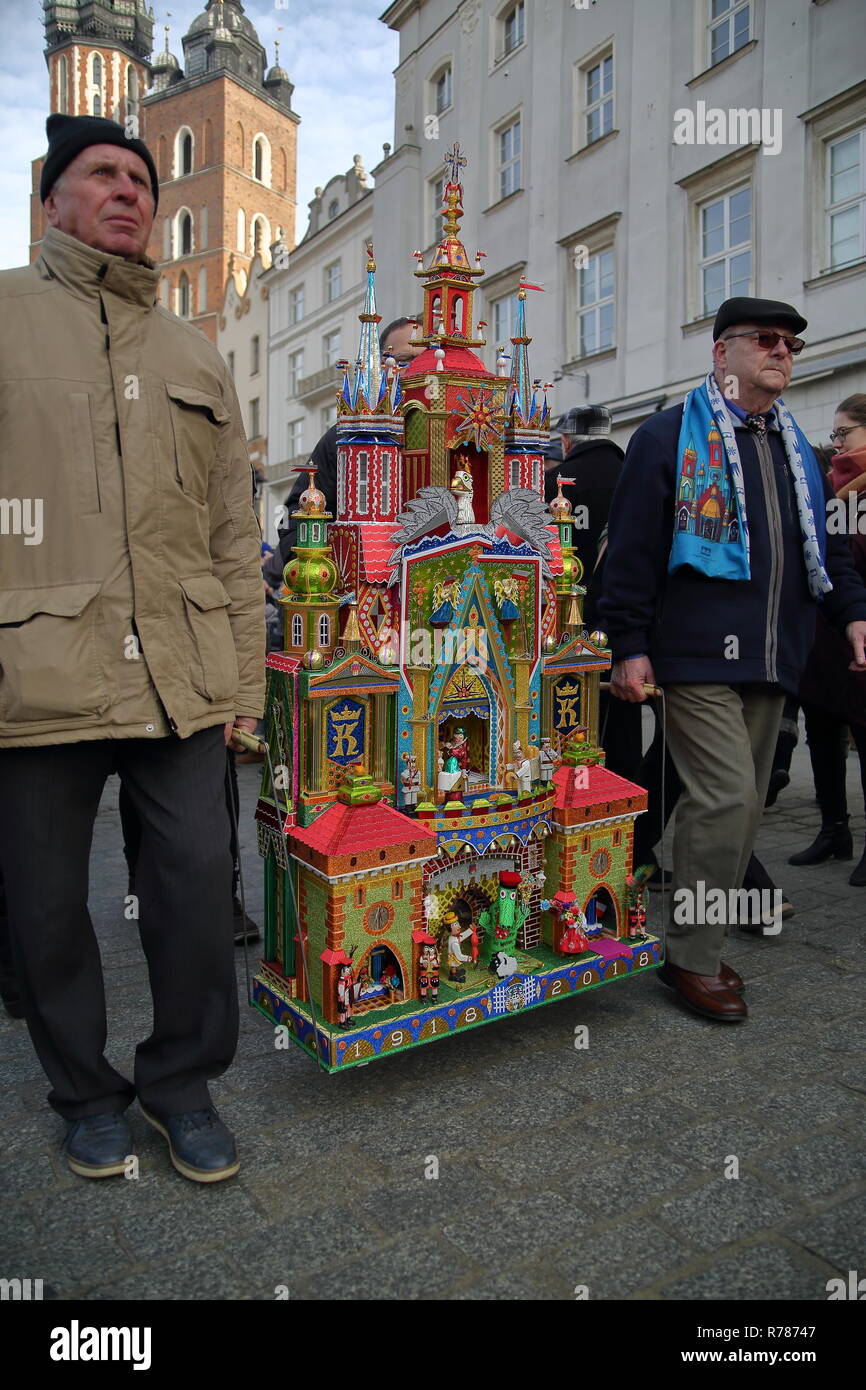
[
  {"left": 68, "top": 393, "right": 101, "bottom": 515},
  {"left": 166, "top": 383, "right": 229, "bottom": 504},
  {"left": 179, "top": 575, "right": 239, "bottom": 703},
  {"left": 0, "top": 582, "right": 108, "bottom": 723}
]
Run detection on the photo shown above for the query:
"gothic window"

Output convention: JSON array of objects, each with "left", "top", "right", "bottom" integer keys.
[
  {"left": 58, "top": 57, "right": 68, "bottom": 114},
  {"left": 251, "top": 215, "right": 270, "bottom": 256},
  {"left": 178, "top": 272, "right": 190, "bottom": 318},
  {"left": 92, "top": 93, "right": 102, "bottom": 117},
  {"left": 357, "top": 452, "right": 369, "bottom": 514},
  {"left": 237, "top": 208, "right": 245, "bottom": 253},
  {"left": 126, "top": 67, "right": 139, "bottom": 122},
  {"left": 178, "top": 210, "right": 192, "bottom": 256},
  {"left": 509, "top": 459, "right": 521, "bottom": 487},
  {"left": 318, "top": 615, "right": 331, "bottom": 648},
  {"left": 253, "top": 134, "right": 271, "bottom": 186},
  {"left": 198, "top": 266, "right": 207, "bottom": 313},
  {"left": 179, "top": 130, "right": 193, "bottom": 176}
]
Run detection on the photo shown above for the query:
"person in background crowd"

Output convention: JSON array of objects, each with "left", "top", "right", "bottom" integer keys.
[
  {"left": 547, "top": 405, "right": 640, "bottom": 782},
  {"left": 791, "top": 394, "right": 866, "bottom": 884}
]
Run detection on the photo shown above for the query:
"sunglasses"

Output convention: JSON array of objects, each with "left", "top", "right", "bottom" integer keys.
[{"left": 723, "top": 330, "right": 805, "bottom": 355}]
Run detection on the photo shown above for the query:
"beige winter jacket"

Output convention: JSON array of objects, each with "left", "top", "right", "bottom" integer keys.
[{"left": 0, "top": 226, "right": 265, "bottom": 747}]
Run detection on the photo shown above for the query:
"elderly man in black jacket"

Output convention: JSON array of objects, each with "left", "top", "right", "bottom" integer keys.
[{"left": 599, "top": 296, "right": 866, "bottom": 1023}]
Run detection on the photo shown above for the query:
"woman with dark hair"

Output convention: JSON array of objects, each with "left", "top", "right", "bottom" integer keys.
[{"left": 790, "top": 393, "right": 866, "bottom": 884}]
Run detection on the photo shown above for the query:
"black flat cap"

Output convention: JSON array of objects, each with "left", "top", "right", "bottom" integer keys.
[
  {"left": 713, "top": 296, "right": 806, "bottom": 340},
  {"left": 40, "top": 114, "right": 159, "bottom": 208},
  {"left": 553, "top": 404, "right": 612, "bottom": 436}
]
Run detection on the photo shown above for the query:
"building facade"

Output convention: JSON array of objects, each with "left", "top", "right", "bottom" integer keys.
[
  {"left": 263, "top": 158, "right": 374, "bottom": 540},
  {"left": 217, "top": 250, "right": 270, "bottom": 501},
  {"left": 374, "top": 0, "right": 865, "bottom": 445}
]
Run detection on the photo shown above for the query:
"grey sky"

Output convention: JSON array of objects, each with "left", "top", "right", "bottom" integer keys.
[{"left": 0, "top": 0, "right": 398, "bottom": 268}]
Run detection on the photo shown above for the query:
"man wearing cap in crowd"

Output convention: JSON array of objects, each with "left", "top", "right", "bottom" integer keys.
[
  {"left": 0, "top": 116, "right": 265, "bottom": 1181},
  {"left": 599, "top": 296, "right": 866, "bottom": 1022},
  {"left": 545, "top": 404, "right": 624, "bottom": 584}
]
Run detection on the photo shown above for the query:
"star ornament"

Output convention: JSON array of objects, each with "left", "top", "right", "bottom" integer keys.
[{"left": 451, "top": 387, "right": 504, "bottom": 449}]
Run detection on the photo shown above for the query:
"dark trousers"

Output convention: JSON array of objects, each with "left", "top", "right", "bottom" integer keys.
[
  {"left": 0, "top": 727, "right": 238, "bottom": 1121},
  {"left": 801, "top": 700, "right": 866, "bottom": 824},
  {"left": 599, "top": 690, "right": 643, "bottom": 782},
  {"left": 120, "top": 747, "right": 241, "bottom": 897}
]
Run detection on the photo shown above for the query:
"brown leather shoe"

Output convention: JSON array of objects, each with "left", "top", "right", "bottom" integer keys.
[
  {"left": 718, "top": 960, "right": 745, "bottom": 994},
  {"left": 657, "top": 961, "right": 747, "bottom": 1022}
]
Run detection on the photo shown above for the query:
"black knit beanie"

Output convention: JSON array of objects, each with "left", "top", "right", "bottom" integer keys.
[{"left": 40, "top": 114, "right": 160, "bottom": 209}]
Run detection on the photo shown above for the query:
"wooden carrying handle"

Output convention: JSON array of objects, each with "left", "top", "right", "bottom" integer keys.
[
  {"left": 599, "top": 681, "right": 662, "bottom": 696},
  {"left": 230, "top": 726, "right": 267, "bottom": 754}
]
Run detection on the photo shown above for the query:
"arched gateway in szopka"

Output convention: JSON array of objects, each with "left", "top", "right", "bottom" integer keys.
[{"left": 250, "top": 144, "right": 658, "bottom": 1071}]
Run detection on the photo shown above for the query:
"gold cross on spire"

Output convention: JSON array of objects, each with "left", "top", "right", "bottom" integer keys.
[{"left": 444, "top": 142, "right": 467, "bottom": 185}]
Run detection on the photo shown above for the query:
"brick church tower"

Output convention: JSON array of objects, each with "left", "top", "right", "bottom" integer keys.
[
  {"left": 30, "top": 1, "right": 299, "bottom": 346},
  {"left": 30, "top": 0, "right": 153, "bottom": 256}
]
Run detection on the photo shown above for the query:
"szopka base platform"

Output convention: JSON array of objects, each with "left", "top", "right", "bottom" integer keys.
[{"left": 252, "top": 934, "right": 661, "bottom": 1073}]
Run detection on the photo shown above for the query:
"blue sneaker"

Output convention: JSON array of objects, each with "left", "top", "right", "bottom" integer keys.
[
  {"left": 65, "top": 1113, "right": 133, "bottom": 1179},
  {"left": 141, "top": 1106, "right": 239, "bottom": 1184}
]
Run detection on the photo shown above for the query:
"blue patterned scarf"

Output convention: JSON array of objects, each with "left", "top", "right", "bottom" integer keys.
[{"left": 669, "top": 373, "right": 831, "bottom": 599}]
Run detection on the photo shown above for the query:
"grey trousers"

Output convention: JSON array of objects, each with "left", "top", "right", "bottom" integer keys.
[{"left": 661, "top": 683, "right": 786, "bottom": 975}]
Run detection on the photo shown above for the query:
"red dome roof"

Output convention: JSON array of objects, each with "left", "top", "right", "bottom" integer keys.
[{"left": 402, "top": 345, "right": 490, "bottom": 380}]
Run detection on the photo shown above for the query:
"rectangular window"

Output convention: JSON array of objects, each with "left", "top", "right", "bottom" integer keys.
[
  {"left": 499, "top": 118, "right": 521, "bottom": 200},
  {"left": 509, "top": 458, "right": 521, "bottom": 487},
  {"left": 493, "top": 292, "right": 519, "bottom": 344},
  {"left": 578, "top": 247, "right": 615, "bottom": 356},
  {"left": 249, "top": 397, "right": 260, "bottom": 438},
  {"left": 827, "top": 129, "right": 866, "bottom": 269},
  {"left": 290, "top": 284, "right": 304, "bottom": 324},
  {"left": 709, "top": 0, "right": 750, "bottom": 67},
  {"left": 381, "top": 451, "right": 391, "bottom": 514},
  {"left": 324, "top": 260, "right": 342, "bottom": 303},
  {"left": 504, "top": 2, "right": 525, "bottom": 55},
  {"left": 358, "top": 451, "right": 369, "bottom": 514},
  {"left": 321, "top": 403, "right": 336, "bottom": 431},
  {"left": 585, "top": 55, "right": 614, "bottom": 145},
  {"left": 435, "top": 66, "right": 452, "bottom": 115},
  {"left": 323, "top": 328, "right": 341, "bottom": 367},
  {"left": 251, "top": 335, "right": 260, "bottom": 376},
  {"left": 288, "top": 418, "right": 303, "bottom": 458},
  {"left": 698, "top": 185, "right": 751, "bottom": 315},
  {"left": 287, "top": 348, "right": 304, "bottom": 396}
]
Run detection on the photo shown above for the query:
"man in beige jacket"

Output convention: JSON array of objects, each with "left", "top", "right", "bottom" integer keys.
[{"left": 0, "top": 115, "right": 265, "bottom": 1183}]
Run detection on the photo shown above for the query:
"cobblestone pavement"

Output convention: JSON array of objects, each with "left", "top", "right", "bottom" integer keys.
[{"left": 1, "top": 735, "right": 864, "bottom": 1302}]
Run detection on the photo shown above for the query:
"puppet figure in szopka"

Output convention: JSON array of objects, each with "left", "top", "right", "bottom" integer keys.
[
  {"left": 444, "top": 727, "right": 470, "bottom": 772},
  {"left": 444, "top": 910, "right": 472, "bottom": 982},
  {"left": 450, "top": 467, "right": 476, "bottom": 527},
  {"left": 538, "top": 737, "right": 561, "bottom": 784},
  {"left": 545, "top": 890, "right": 590, "bottom": 955},
  {"left": 336, "top": 948, "right": 358, "bottom": 1028},
  {"left": 479, "top": 871, "right": 527, "bottom": 964},
  {"left": 418, "top": 935, "right": 440, "bottom": 1002},
  {"left": 401, "top": 753, "right": 421, "bottom": 810},
  {"left": 626, "top": 865, "right": 654, "bottom": 939}
]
